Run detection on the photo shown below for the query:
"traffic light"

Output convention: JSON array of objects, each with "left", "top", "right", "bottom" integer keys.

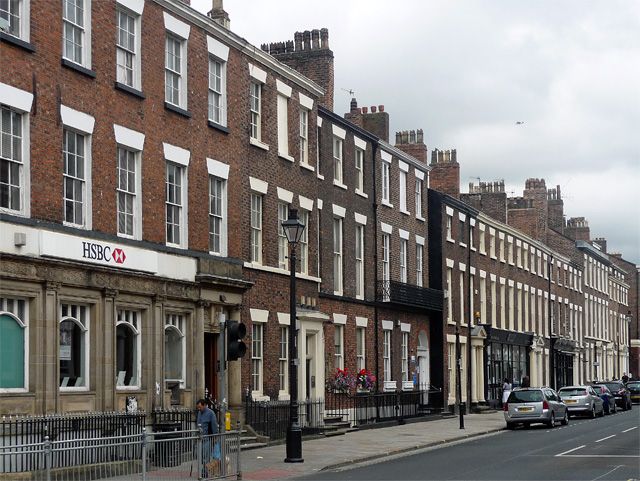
[{"left": 227, "top": 321, "right": 247, "bottom": 361}]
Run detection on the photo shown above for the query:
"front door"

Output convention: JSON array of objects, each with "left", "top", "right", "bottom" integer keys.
[{"left": 204, "top": 333, "right": 218, "bottom": 402}]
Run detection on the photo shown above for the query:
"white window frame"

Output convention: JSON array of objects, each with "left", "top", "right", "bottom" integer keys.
[
  {"left": 356, "top": 326, "right": 366, "bottom": 372},
  {"left": 115, "top": 309, "right": 141, "bottom": 390},
  {"left": 59, "top": 303, "right": 90, "bottom": 392},
  {"left": 332, "top": 136, "right": 343, "bottom": 184},
  {"left": 62, "top": 128, "right": 92, "bottom": 229},
  {"left": 381, "top": 158, "right": 390, "bottom": 204},
  {"left": 277, "top": 93, "right": 290, "bottom": 159},
  {"left": 355, "top": 224, "right": 364, "bottom": 299},
  {"left": 278, "top": 201, "right": 290, "bottom": 270},
  {"left": 0, "top": 101, "right": 30, "bottom": 217},
  {"left": 334, "top": 324, "right": 344, "bottom": 370},
  {"left": 209, "top": 175, "right": 227, "bottom": 256},
  {"left": 401, "top": 332, "right": 409, "bottom": 381},
  {"left": 333, "top": 217, "right": 343, "bottom": 295},
  {"left": 298, "top": 208, "right": 309, "bottom": 275},
  {"left": 250, "top": 193, "right": 263, "bottom": 264},
  {"left": 62, "top": 0, "right": 92, "bottom": 68},
  {"left": 208, "top": 56, "right": 227, "bottom": 126},
  {"left": 250, "top": 81, "right": 262, "bottom": 142},
  {"left": 116, "top": 6, "right": 142, "bottom": 90},
  {"left": 1, "top": 0, "right": 31, "bottom": 42},
  {"left": 165, "top": 161, "right": 188, "bottom": 248},
  {"left": 400, "top": 238, "right": 407, "bottom": 283},
  {"left": 446, "top": 267, "right": 453, "bottom": 323},
  {"left": 382, "top": 233, "right": 390, "bottom": 282},
  {"left": 355, "top": 147, "right": 364, "bottom": 193},
  {"left": 383, "top": 329, "right": 391, "bottom": 381},
  {"left": 115, "top": 146, "right": 141, "bottom": 239},
  {"left": 251, "top": 323, "right": 263, "bottom": 396},
  {"left": 278, "top": 326, "right": 288, "bottom": 394},
  {"left": 416, "top": 243, "right": 423, "bottom": 287},
  {"left": 415, "top": 178, "right": 423, "bottom": 219},
  {"left": 399, "top": 170, "right": 407, "bottom": 213},
  {"left": 164, "top": 313, "right": 186, "bottom": 388},
  {"left": 299, "top": 108, "right": 309, "bottom": 166},
  {"left": 0, "top": 297, "right": 29, "bottom": 393},
  {"left": 165, "top": 34, "right": 187, "bottom": 109}
]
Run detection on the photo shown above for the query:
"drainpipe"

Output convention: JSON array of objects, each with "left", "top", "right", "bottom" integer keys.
[
  {"left": 548, "top": 255, "right": 554, "bottom": 389},
  {"left": 466, "top": 217, "right": 473, "bottom": 413}
]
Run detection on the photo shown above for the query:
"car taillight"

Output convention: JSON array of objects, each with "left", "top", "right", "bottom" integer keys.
[
  {"left": 503, "top": 403, "right": 508, "bottom": 411},
  {"left": 543, "top": 400, "right": 549, "bottom": 410}
]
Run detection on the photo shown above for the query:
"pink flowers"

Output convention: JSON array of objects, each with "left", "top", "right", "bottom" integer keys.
[
  {"left": 357, "top": 369, "right": 376, "bottom": 391},
  {"left": 328, "top": 368, "right": 356, "bottom": 391}
]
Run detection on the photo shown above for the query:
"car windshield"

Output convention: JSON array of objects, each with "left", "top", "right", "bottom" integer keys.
[
  {"left": 627, "top": 382, "right": 640, "bottom": 389},
  {"left": 559, "top": 388, "right": 587, "bottom": 396},
  {"left": 597, "top": 383, "right": 622, "bottom": 392},
  {"left": 508, "top": 390, "right": 544, "bottom": 403}
]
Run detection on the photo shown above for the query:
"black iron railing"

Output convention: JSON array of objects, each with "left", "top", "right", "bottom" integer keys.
[
  {"left": 244, "top": 396, "right": 325, "bottom": 441},
  {"left": 376, "top": 280, "right": 444, "bottom": 311}
]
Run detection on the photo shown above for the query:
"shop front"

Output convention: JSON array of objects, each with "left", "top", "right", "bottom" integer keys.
[
  {"left": 553, "top": 338, "right": 576, "bottom": 389},
  {"left": 484, "top": 328, "right": 533, "bottom": 408}
]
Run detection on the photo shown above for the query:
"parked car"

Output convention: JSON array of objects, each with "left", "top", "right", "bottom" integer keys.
[
  {"left": 504, "top": 387, "right": 568, "bottom": 429},
  {"left": 558, "top": 386, "right": 605, "bottom": 418},
  {"left": 590, "top": 385, "right": 617, "bottom": 414},
  {"left": 592, "top": 382, "right": 633, "bottom": 411},
  {"left": 626, "top": 381, "right": 640, "bottom": 404}
]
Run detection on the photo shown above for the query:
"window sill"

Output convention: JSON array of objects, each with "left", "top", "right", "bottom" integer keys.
[
  {"left": 297, "top": 162, "right": 314, "bottom": 173},
  {"left": 416, "top": 215, "right": 425, "bottom": 222},
  {"left": 164, "top": 102, "right": 192, "bottom": 118},
  {"left": 59, "top": 387, "right": 90, "bottom": 392},
  {"left": 459, "top": 243, "right": 467, "bottom": 248},
  {"left": 252, "top": 393, "right": 270, "bottom": 402},
  {"left": 400, "top": 209, "right": 410, "bottom": 216},
  {"left": 63, "top": 221, "right": 89, "bottom": 230},
  {"left": 355, "top": 190, "right": 368, "bottom": 199},
  {"left": 243, "top": 261, "right": 321, "bottom": 283},
  {"left": 381, "top": 200, "right": 394, "bottom": 209},
  {"left": 479, "top": 250, "right": 486, "bottom": 256},
  {"left": 61, "top": 58, "right": 96, "bottom": 78},
  {"left": 278, "top": 392, "right": 290, "bottom": 401},
  {"left": 491, "top": 255, "right": 498, "bottom": 260},
  {"left": 208, "top": 120, "right": 229, "bottom": 134},
  {"left": 278, "top": 153, "right": 295, "bottom": 163},
  {"left": 509, "top": 262, "right": 515, "bottom": 266},
  {"left": 446, "top": 238, "right": 455, "bottom": 244},
  {"left": 250, "top": 137, "right": 270, "bottom": 151},
  {"left": 166, "top": 242, "right": 187, "bottom": 250},
  {"left": 333, "top": 180, "right": 347, "bottom": 190},
  {"left": 334, "top": 290, "right": 344, "bottom": 297},
  {"left": 116, "top": 385, "right": 142, "bottom": 391},
  {"left": 500, "top": 258, "right": 506, "bottom": 263},
  {"left": 114, "top": 82, "right": 145, "bottom": 99},
  {"left": 317, "top": 173, "right": 325, "bottom": 180},
  {"left": 470, "top": 247, "right": 476, "bottom": 252},
  {"left": 0, "top": 388, "right": 29, "bottom": 394},
  {"left": 0, "top": 32, "right": 36, "bottom": 52}
]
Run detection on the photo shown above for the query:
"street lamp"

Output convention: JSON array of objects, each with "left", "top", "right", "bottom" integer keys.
[{"left": 282, "top": 209, "right": 306, "bottom": 463}]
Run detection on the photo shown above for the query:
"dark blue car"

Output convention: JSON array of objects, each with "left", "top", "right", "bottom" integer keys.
[{"left": 591, "top": 385, "right": 617, "bottom": 414}]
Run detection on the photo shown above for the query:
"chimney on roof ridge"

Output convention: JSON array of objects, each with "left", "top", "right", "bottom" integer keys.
[{"left": 208, "top": 0, "right": 230, "bottom": 29}]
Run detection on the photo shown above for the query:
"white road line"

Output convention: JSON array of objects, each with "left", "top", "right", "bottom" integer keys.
[
  {"left": 595, "top": 434, "right": 616, "bottom": 443},
  {"left": 560, "top": 455, "right": 640, "bottom": 458},
  {"left": 555, "top": 445, "right": 585, "bottom": 457},
  {"left": 622, "top": 426, "right": 638, "bottom": 433}
]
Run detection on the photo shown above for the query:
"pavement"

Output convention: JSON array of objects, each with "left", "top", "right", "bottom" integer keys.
[
  {"left": 240, "top": 412, "right": 506, "bottom": 480},
  {"left": 304, "top": 408, "right": 640, "bottom": 480}
]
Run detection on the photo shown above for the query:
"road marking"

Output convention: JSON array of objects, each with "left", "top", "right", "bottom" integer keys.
[
  {"left": 591, "top": 465, "right": 623, "bottom": 481},
  {"left": 559, "top": 455, "right": 640, "bottom": 458},
  {"left": 556, "top": 445, "right": 585, "bottom": 457},
  {"left": 595, "top": 434, "right": 616, "bottom": 443},
  {"left": 622, "top": 426, "right": 637, "bottom": 433}
]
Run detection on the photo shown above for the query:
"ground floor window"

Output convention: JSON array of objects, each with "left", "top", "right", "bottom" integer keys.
[
  {"left": 554, "top": 351, "right": 574, "bottom": 389},
  {"left": 251, "top": 323, "right": 263, "bottom": 393},
  {"left": 383, "top": 330, "right": 391, "bottom": 381},
  {"left": 116, "top": 309, "right": 141, "bottom": 388},
  {"left": 0, "top": 297, "right": 27, "bottom": 390},
  {"left": 334, "top": 325, "right": 344, "bottom": 370},
  {"left": 60, "top": 303, "right": 89, "bottom": 389},
  {"left": 356, "top": 327, "right": 365, "bottom": 371},
  {"left": 279, "top": 326, "right": 288, "bottom": 393},
  {"left": 164, "top": 313, "right": 185, "bottom": 388},
  {"left": 486, "top": 341, "right": 529, "bottom": 406}
]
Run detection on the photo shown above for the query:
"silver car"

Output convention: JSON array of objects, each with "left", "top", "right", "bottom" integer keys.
[
  {"left": 504, "top": 387, "right": 569, "bottom": 429},
  {"left": 558, "top": 385, "right": 604, "bottom": 418}
]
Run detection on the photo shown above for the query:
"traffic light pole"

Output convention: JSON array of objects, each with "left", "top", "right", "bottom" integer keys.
[
  {"left": 285, "top": 242, "right": 303, "bottom": 463},
  {"left": 218, "top": 311, "right": 227, "bottom": 431}
]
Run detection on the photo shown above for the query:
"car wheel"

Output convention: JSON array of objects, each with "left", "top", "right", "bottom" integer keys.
[
  {"left": 622, "top": 401, "right": 628, "bottom": 411},
  {"left": 590, "top": 406, "right": 596, "bottom": 418},
  {"left": 547, "top": 412, "right": 556, "bottom": 428},
  {"left": 605, "top": 404, "right": 610, "bottom": 415},
  {"left": 561, "top": 410, "right": 569, "bottom": 426},
  {"left": 506, "top": 422, "right": 515, "bottom": 430},
  {"left": 598, "top": 406, "right": 605, "bottom": 417}
]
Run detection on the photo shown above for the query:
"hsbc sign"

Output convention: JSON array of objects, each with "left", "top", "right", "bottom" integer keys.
[{"left": 41, "top": 231, "right": 157, "bottom": 273}]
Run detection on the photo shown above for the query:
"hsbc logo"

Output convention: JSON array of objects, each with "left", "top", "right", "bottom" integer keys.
[{"left": 82, "top": 242, "right": 127, "bottom": 265}]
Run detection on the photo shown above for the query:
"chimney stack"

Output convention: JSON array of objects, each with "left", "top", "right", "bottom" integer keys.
[
  {"left": 208, "top": 0, "right": 230, "bottom": 29},
  {"left": 395, "top": 128, "right": 427, "bottom": 163}
]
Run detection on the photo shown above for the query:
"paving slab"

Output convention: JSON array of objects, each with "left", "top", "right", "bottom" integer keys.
[{"left": 241, "top": 412, "right": 505, "bottom": 480}]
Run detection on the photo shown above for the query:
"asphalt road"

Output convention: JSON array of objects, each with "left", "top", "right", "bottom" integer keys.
[{"left": 303, "top": 409, "right": 640, "bottom": 481}]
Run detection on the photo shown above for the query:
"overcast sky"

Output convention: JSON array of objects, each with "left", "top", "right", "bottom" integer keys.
[{"left": 193, "top": 0, "right": 640, "bottom": 264}]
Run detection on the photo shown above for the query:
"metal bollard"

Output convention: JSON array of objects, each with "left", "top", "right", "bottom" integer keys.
[
  {"left": 141, "top": 427, "right": 147, "bottom": 481},
  {"left": 236, "top": 420, "right": 242, "bottom": 480},
  {"left": 44, "top": 435, "right": 52, "bottom": 481}
]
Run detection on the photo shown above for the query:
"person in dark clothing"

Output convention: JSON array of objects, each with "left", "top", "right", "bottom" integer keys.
[
  {"left": 521, "top": 375, "right": 530, "bottom": 388},
  {"left": 196, "top": 399, "right": 220, "bottom": 476},
  {"left": 196, "top": 399, "right": 218, "bottom": 435}
]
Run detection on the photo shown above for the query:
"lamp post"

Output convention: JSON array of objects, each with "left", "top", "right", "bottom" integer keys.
[
  {"left": 282, "top": 209, "right": 306, "bottom": 463},
  {"left": 455, "top": 323, "right": 464, "bottom": 429}
]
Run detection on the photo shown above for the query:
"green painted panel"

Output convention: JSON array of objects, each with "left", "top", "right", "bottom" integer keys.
[{"left": 0, "top": 314, "right": 25, "bottom": 388}]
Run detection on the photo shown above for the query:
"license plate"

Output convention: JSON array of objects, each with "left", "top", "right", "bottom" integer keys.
[
  {"left": 565, "top": 400, "right": 577, "bottom": 404},
  {"left": 519, "top": 407, "right": 533, "bottom": 412}
]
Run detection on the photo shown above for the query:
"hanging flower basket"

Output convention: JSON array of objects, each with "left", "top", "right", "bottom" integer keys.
[
  {"left": 327, "top": 368, "right": 355, "bottom": 393},
  {"left": 356, "top": 369, "right": 376, "bottom": 392}
]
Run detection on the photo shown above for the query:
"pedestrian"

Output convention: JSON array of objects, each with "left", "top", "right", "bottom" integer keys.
[
  {"left": 196, "top": 399, "right": 220, "bottom": 477},
  {"left": 622, "top": 373, "right": 629, "bottom": 384},
  {"left": 502, "top": 378, "right": 512, "bottom": 406},
  {"left": 521, "top": 375, "right": 530, "bottom": 388}
]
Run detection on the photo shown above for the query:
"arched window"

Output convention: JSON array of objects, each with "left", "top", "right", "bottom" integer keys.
[
  {"left": 59, "top": 303, "right": 89, "bottom": 389},
  {"left": 0, "top": 297, "right": 27, "bottom": 391},
  {"left": 116, "top": 309, "right": 140, "bottom": 389},
  {"left": 164, "top": 313, "right": 185, "bottom": 388}
]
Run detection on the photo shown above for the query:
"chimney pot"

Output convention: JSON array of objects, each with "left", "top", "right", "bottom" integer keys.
[
  {"left": 320, "top": 28, "right": 329, "bottom": 49},
  {"left": 350, "top": 98, "right": 358, "bottom": 112},
  {"left": 371, "top": 106, "right": 377, "bottom": 113},
  {"left": 395, "top": 132, "right": 402, "bottom": 144},
  {"left": 378, "top": 105, "right": 384, "bottom": 112},
  {"left": 362, "top": 106, "right": 368, "bottom": 114},
  {"left": 311, "top": 29, "right": 320, "bottom": 49},
  {"left": 294, "top": 32, "right": 303, "bottom": 51}
]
